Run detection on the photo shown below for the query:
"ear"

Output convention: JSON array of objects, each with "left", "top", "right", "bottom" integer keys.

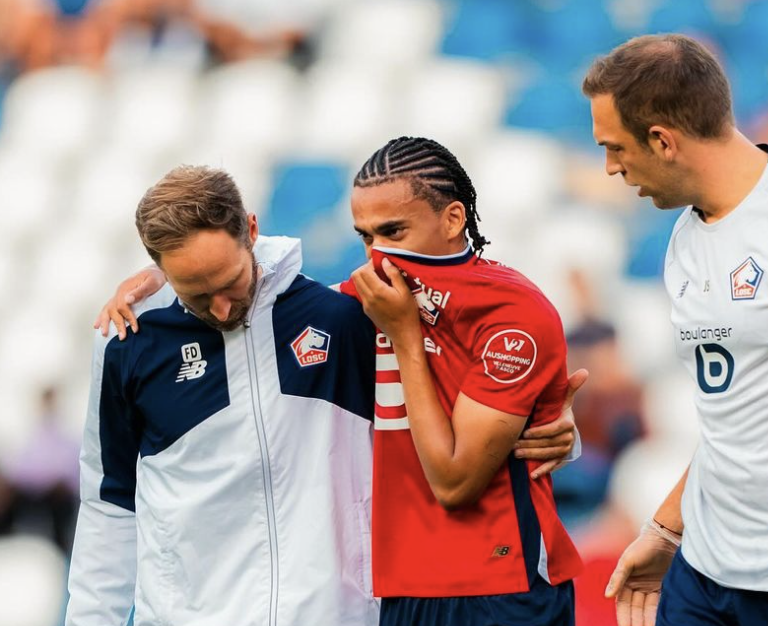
[
  {"left": 443, "top": 201, "right": 467, "bottom": 242},
  {"left": 247, "top": 213, "right": 259, "bottom": 246},
  {"left": 648, "top": 125, "right": 678, "bottom": 161}
]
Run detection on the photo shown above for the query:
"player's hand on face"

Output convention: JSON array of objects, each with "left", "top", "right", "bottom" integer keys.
[
  {"left": 94, "top": 266, "right": 167, "bottom": 340},
  {"left": 514, "top": 368, "right": 588, "bottom": 479},
  {"left": 351, "top": 258, "right": 421, "bottom": 344},
  {"left": 606, "top": 521, "right": 679, "bottom": 626}
]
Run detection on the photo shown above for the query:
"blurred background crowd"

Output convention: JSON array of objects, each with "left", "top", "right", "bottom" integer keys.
[{"left": 0, "top": 0, "right": 766, "bottom": 624}]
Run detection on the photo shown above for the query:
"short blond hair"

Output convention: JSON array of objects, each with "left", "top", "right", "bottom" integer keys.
[{"left": 136, "top": 165, "right": 249, "bottom": 263}]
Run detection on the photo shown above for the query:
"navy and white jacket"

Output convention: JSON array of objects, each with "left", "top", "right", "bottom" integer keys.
[{"left": 66, "top": 236, "right": 379, "bottom": 626}]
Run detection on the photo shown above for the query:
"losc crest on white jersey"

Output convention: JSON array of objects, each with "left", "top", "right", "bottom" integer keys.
[{"left": 664, "top": 147, "right": 768, "bottom": 591}]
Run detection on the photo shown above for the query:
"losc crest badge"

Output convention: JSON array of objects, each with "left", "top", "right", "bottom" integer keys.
[
  {"left": 730, "top": 257, "right": 763, "bottom": 300},
  {"left": 481, "top": 329, "right": 537, "bottom": 384},
  {"left": 291, "top": 326, "right": 331, "bottom": 367}
]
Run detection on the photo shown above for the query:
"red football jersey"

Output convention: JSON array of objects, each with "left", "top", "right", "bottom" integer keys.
[{"left": 341, "top": 246, "right": 582, "bottom": 597}]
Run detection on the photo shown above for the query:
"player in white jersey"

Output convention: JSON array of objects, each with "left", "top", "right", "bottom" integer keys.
[{"left": 584, "top": 34, "right": 768, "bottom": 626}]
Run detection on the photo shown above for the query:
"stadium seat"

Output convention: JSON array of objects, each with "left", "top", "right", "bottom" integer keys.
[
  {"left": 70, "top": 150, "right": 155, "bottom": 243},
  {"left": 504, "top": 74, "right": 594, "bottom": 144},
  {"left": 108, "top": 67, "right": 198, "bottom": 159},
  {"left": 0, "top": 67, "right": 104, "bottom": 161},
  {"left": 259, "top": 161, "right": 366, "bottom": 284},
  {"left": 624, "top": 207, "right": 680, "bottom": 279},
  {"left": 301, "top": 237, "right": 368, "bottom": 287},
  {"left": 644, "top": 369, "right": 700, "bottom": 442},
  {"left": 105, "top": 18, "right": 208, "bottom": 73},
  {"left": 440, "top": 0, "right": 529, "bottom": 62},
  {"left": 194, "top": 0, "right": 345, "bottom": 36},
  {"left": 319, "top": 0, "right": 444, "bottom": 69},
  {"left": 0, "top": 310, "right": 77, "bottom": 448},
  {"left": 527, "top": 0, "right": 620, "bottom": 72},
  {"left": 200, "top": 60, "right": 300, "bottom": 160},
  {"left": 508, "top": 207, "right": 628, "bottom": 327},
  {"left": 400, "top": 58, "right": 506, "bottom": 152},
  {"left": 648, "top": 0, "right": 717, "bottom": 34},
  {"left": 612, "top": 281, "right": 678, "bottom": 378},
  {"left": 261, "top": 161, "right": 349, "bottom": 234},
  {"left": 0, "top": 150, "right": 60, "bottom": 242},
  {"left": 0, "top": 536, "right": 66, "bottom": 626},
  {"left": 297, "top": 62, "right": 397, "bottom": 159},
  {"left": 26, "top": 220, "right": 114, "bottom": 314},
  {"left": 609, "top": 439, "right": 697, "bottom": 529},
  {"left": 471, "top": 130, "right": 564, "bottom": 233}
]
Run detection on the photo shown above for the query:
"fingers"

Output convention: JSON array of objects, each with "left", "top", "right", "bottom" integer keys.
[
  {"left": 95, "top": 309, "right": 111, "bottom": 337},
  {"left": 523, "top": 418, "right": 575, "bottom": 439},
  {"left": 615, "top": 587, "right": 633, "bottom": 626},
  {"left": 113, "top": 311, "right": 129, "bottom": 341},
  {"left": 351, "top": 266, "right": 375, "bottom": 303},
  {"left": 381, "top": 257, "right": 409, "bottom": 294},
  {"left": 354, "top": 262, "right": 385, "bottom": 292},
  {"left": 515, "top": 444, "right": 570, "bottom": 462},
  {"left": 605, "top": 561, "right": 630, "bottom": 599},
  {"left": 116, "top": 301, "right": 139, "bottom": 335},
  {"left": 631, "top": 589, "right": 646, "bottom": 626},
  {"left": 127, "top": 277, "right": 157, "bottom": 303},
  {"left": 563, "top": 368, "right": 589, "bottom": 409},
  {"left": 644, "top": 591, "right": 660, "bottom": 626},
  {"left": 530, "top": 459, "right": 565, "bottom": 480},
  {"left": 516, "top": 432, "right": 572, "bottom": 448}
]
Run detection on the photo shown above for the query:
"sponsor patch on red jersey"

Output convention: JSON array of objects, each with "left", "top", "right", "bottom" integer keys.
[
  {"left": 481, "top": 329, "right": 537, "bottom": 383},
  {"left": 291, "top": 326, "right": 331, "bottom": 367}
]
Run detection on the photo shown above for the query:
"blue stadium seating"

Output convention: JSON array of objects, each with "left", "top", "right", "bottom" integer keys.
[
  {"left": 262, "top": 162, "right": 349, "bottom": 233},
  {"left": 648, "top": 0, "right": 717, "bottom": 34},
  {"left": 624, "top": 208, "right": 681, "bottom": 279},
  {"left": 503, "top": 74, "right": 593, "bottom": 143},
  {"left": 260, "top": 162, "right": 366, "bottom": 285},
  {"left": 440, "top": 0, "right": 530, "bottom": 62}
]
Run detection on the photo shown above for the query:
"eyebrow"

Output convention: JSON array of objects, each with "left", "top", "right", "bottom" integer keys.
[
  {"left": 597, "top": 140, "right": 622, "bottom": 149},
  {"left": 354, "top": 220, "right": 408, "bottom": 236},
  {"left": 178, "top": 266, "right": 245, "bottom": 297}
]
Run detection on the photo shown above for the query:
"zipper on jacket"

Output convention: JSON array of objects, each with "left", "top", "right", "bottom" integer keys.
[{"left": 243, "top": 278, "right": 280, "bottom": 626}]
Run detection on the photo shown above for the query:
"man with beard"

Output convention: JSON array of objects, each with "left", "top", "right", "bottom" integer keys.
[{"left": 66, "top": 165, "right": 380, "bottom": 626}]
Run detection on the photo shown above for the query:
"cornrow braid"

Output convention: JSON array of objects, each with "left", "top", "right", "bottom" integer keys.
[{"left": 354, "top": 137, "right": 490, "bottom": 254}]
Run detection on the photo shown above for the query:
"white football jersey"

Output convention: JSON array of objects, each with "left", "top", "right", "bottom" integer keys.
[{"left": 664, "top": 155, "right": 768, "bottom": 590}]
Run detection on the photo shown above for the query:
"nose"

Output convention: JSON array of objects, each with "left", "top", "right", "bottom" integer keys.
[
  {"left": 605, "top": 151, "right": 624, "bottom": 177},
  {"left": 209, "top": 294, "right": 232, "bottom": 322}
]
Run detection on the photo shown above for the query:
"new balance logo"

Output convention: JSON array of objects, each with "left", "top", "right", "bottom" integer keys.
[{"left": 176, "top": 342, "right": 207, "bottom": 382}]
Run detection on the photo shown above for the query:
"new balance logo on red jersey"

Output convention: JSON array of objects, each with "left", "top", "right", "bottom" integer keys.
[
  {"left": 176, "top": 342, "right": 207, "bottom": 382},
  {"left": 491, "top": 546, "right": 510, "bottom": 557}
]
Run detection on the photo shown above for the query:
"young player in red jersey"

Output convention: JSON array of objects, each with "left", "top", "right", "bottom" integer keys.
[{"left": 346, "top": 137, "right": 582, "bottom": 626}]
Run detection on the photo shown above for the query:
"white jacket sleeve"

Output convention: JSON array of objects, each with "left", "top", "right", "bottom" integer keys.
[
  {"left": 564, "top": 427, "right": 582, "bottom": 463},
  {"left": 65, "top": 330, "right": 138, "bottom": 626}
]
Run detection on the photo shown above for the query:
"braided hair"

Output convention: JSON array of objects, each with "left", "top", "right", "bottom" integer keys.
[{"left": 353, "top": 137, "right": 490, "bottom": 254}]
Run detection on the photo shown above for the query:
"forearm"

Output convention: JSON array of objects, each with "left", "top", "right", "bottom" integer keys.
[
  {"left": 66, "top": 499, "right": 137, "bottom": 626},
  {"left": 654, "top": 466, "right": 689, "bottom": 535},
  {"left": 392, "top": 335, "right": 464, "bottom": 493}
]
